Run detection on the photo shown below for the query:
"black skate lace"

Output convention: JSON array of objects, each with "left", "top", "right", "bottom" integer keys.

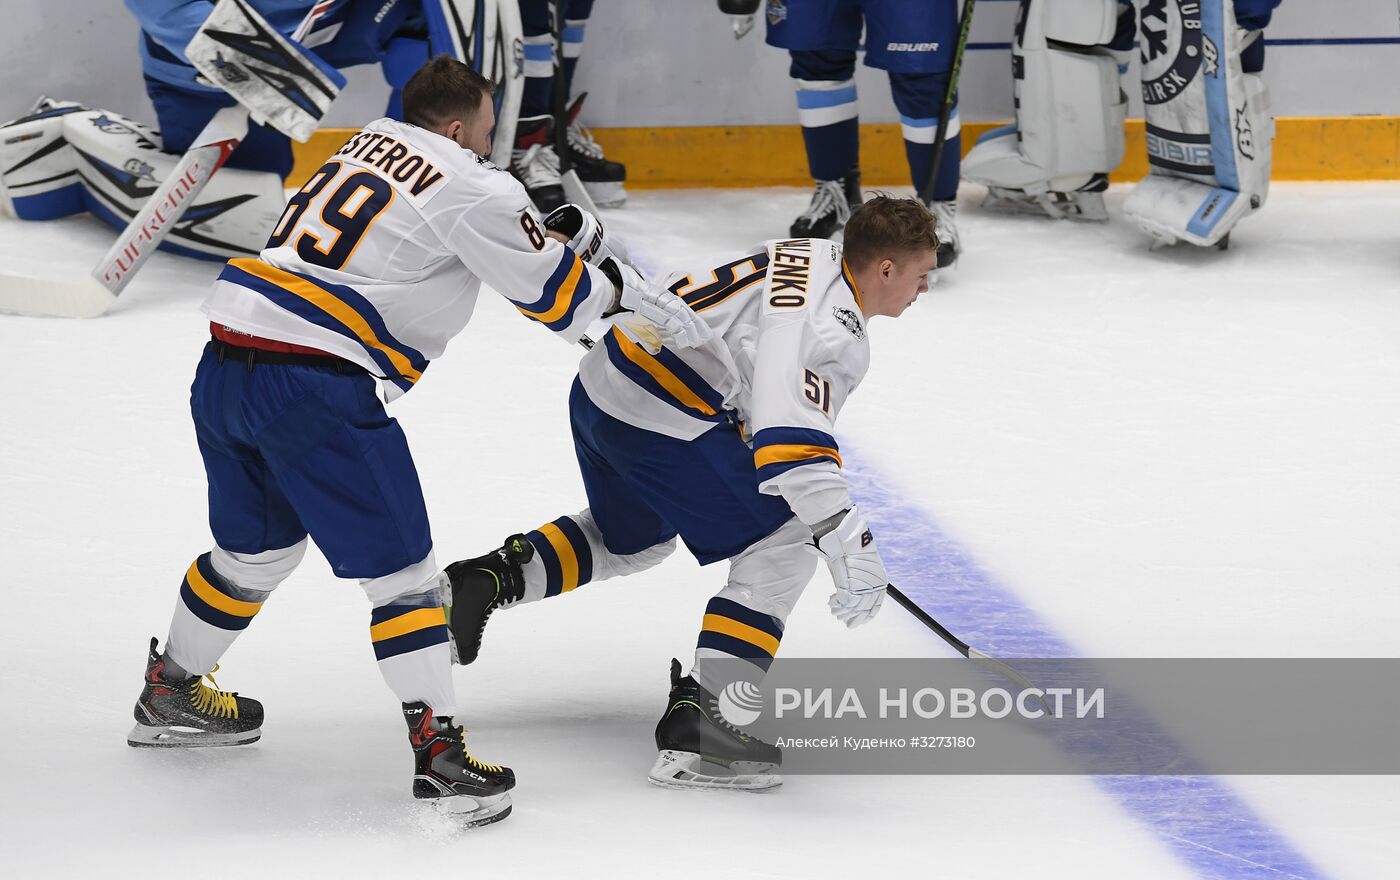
[
  {"left": 513, "top": 143, "right": 562, "bottom": 189},
  {"left": 567, "top": 121, "right": 605, "bottom": 160},
  {"left": 797, "top": 179, "right": 851, "bottom": 226}
]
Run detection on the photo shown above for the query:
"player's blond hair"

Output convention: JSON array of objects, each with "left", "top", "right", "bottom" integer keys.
[
  {"left": 842, "top": 195, "right": 939, "bottom": 270},
  {"left": 402, "top": 55, "right": 497, "bottom": 132}
]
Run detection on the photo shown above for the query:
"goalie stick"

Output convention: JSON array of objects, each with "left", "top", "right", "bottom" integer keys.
[
  {"left": 918, "top": 0, "right": 976, "bottom": 206},
  {"left": 0, "top": 0, "right": 336, "bottom": 319}
]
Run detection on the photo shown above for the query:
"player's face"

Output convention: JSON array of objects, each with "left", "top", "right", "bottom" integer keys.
[
  {"left": 869, "top": 249, "right": 936, "bottom": 318},
  {"left": 464, "top": 92, "right": 496, "bottom": 156},
  {"left": 448, "top": 92, "right": 496, "bottom": 157}
]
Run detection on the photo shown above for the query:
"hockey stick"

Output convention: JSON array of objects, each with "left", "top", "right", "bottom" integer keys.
[
  {"left": 551, "top": 0, "right": 599, "bottom": 214},
  {"left": 0, "top": 1, "right": 335, "bottom": 319},
  {"left": 889, "top": 584, "right": 1050, "bottom": 711},
  {"left": 917, "top": 0, "right": 977, "bottom": 205}
]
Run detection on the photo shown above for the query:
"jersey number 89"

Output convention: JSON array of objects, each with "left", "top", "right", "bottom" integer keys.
[{"left": 267, "top": 160, "right": 394, "bottom": 270}]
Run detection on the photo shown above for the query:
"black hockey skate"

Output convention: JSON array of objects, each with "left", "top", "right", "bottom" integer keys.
[
  {"left": 511, "top": 115, "right": 566, "bottom": 212},
  {"left": 648, "top": 659, "right": 782, "bottom": 792},
  {"left": 565, "top": 93, "right": 627, "bottom": 208},
  {"left": 404, "top": 702, "right": 515, "bottom": 827},
  {"left": 790, "top": 169, "right": 863, "bottom": 239},
  {"left": 127, "top": 637, "right": 263, "bottom": 748},
  {"left": 440, "top": 535, "right": 534, "bottom": 665}
]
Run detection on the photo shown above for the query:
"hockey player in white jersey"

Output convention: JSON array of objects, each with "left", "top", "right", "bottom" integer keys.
[
  {"left": 125, "top": 55, "right": 706, "bottom": 825},
  {"left": 440, "top": 195, "right": 939, "bottom": 790}
]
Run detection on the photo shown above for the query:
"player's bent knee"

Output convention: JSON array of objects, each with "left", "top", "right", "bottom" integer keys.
[
  {"left": 210, "top": 538, "right": 309, "bottom": 595},
  {"left": 607, "top": 536, "right": 677, "bottom": 578},
  {"left": 361, "top": 552, "right": 442, "bottom": 607}
]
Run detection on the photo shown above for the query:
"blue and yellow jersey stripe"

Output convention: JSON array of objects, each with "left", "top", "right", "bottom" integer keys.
[
  {"left": 527, "top": 516, "right": 594, "bottom": 598},
  {"left": 219, "top": 258, "right": 429, "bottom": 393},
  {"left": 697, "top": 596, "right": 785, "bottom": 668},
  {"left": 508, "top": 247, "right": 593, "bottom": 332},
  {"left": 603, "top": 326, "right": 728, "bottom": 423},
  {"left": 840, "top": 259, "right": 863, "bottom": 309},
  {"left": 752, "top": 426, "right": 842, "bottom": 486},
  {"left": 179, "top": 553, "right": 265, "bottom": 632},
  {"left": 369, "top": 604, "right": 449, "bottom": 661}
]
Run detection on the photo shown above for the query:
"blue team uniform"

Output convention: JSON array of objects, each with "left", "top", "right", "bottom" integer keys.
[{"left": 765, "top": 0, "right": 961, "bottom": 199}]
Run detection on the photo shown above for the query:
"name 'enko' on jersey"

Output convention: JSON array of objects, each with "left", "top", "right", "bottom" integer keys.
[{"left": 202, "top": 118, "right": 614, "bottom": 400}]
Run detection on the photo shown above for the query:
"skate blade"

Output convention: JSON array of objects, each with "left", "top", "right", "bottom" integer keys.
[
  {"left": 647, "top": 750, "right": 782, "bottom": 793},
  {"left": 582, "top": 180, "right": 626, "bottom": 208},
  {"left": 428, "top": 792, "right": 513, "bottom": 828},
  {"left": 127, "top": 723, "right": 261, "bottom": 748}
]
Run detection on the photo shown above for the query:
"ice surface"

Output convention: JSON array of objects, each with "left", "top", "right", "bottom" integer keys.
[{"left": 1, "top": 184, "right": 1396, "bottom": 878}]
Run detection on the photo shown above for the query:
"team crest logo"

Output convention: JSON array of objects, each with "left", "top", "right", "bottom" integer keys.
[
  {"left": 833, "top": 306, "right": 865, "bottom": 340},
  {"left": 766, "top": 0, "right": 787, "bottom": 26},
  {"left": 1235, "top": 103, "right": 1255, "bottom": 160},
  {"left": 212, "top": 51, "right": 251, "bottom": 85},
  {"left": 91, "top": 114, "right": 134, "bottom": 135},
  {"left": 123, "top": 158, "right": 156, "bottom": 181},
  {"left": 1137, "top": 0, "right": 1204, "bottom": 105}
]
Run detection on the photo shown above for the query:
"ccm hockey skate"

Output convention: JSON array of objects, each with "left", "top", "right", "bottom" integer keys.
[
  {"left": 404, "top": 702, "right": 515, "bottom": 827},
  {"left": 648, "top": 659, "right": 782, "bottom": 792},
  {"left": 127, "top": 638, "right": 262, "bottom": 748},
  {"left": 439, "top": 534, "right": 533, "bottom": 665}
]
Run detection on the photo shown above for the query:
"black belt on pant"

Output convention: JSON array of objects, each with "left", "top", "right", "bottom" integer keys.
[{"left": 210, "top": 338, "right": 366, "bottom": 374}]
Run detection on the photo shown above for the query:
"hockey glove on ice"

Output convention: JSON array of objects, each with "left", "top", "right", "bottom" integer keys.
[{"left": 812, "top": 507, "right": 888, "bottom": 628}]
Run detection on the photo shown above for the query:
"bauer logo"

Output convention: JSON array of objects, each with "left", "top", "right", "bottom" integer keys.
[
  {"left": 715, "top": 681, "right": 764, "bottom": 727},
  {"left": 1138, "top": 0, "right": 1203, "bottom": 106}
]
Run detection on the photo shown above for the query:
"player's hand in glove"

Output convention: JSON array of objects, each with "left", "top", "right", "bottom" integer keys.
[
  {"left": 543, "top": 203, "right": 612, "bottom": 264},
  {"left": 603, "top": 259, "right": 712, "bottom": 350},
  {"left": 812, "top": 507, "right": 888, "bottom": 628}
]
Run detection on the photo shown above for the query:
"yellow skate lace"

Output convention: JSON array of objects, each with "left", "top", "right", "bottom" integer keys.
[
  {"left": 456, "top": 727, "right": 503, "bottom": 773},
  {"left": 188, "top": 665, "right": 240, "bottom": 719}
]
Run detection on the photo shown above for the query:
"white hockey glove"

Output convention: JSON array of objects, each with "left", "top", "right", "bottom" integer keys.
[
  {"left": 545, "top": 203, "right": 710, "bottom": 349},
  {"left": 608, "top": 260, "right": 712, "bottom": 350},
  {"left": 812, "top": 507, "right": 888, "bottom": 628},
  {"left": 543, "top": 203, "right": 612, "bottom": 265}
]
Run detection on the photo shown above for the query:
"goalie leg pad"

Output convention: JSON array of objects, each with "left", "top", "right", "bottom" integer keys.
[
  {"left": 961, "top": 0, "right": 1127, "bottom": 220},
  {"left": 0, "top": 99, "right": 89, "bottom": 220},
  {"left": 1122, "top": 0, "right": 1275, "bottom": 247},
  {"left": 59, "top": 108, "right": 285, "bottom": 261}
]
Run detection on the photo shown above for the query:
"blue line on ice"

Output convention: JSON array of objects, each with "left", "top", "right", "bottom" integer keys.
[{"left": 846, "top": 452, "right": 1326, "bottom": 880}]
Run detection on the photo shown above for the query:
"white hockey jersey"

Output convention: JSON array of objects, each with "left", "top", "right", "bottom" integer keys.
[
  {"left": 579, "top": 238, "right": 871, "bottom": 526},
  {"left": 203, "top": 118, "right": 614, "bottom": 400}
]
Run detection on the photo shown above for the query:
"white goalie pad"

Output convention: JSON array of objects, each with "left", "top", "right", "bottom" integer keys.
[
  {"left": 186, "top": 0, "right": 346, "bottom": 143},
  {"left": 962, "top": 0, "right": 1126, "bottom": 217},
  {"left": 1122, "top": 0, "right": 1275, "bottom": 247},
  {"left": 0, "top": 99, "right": 89, "bottom": 221},
  {"left": 1, "top": 103, "right": 285, "bottom": 262},
  {"left": 423, "top": 0, "right": 525, "bottom": 169}
]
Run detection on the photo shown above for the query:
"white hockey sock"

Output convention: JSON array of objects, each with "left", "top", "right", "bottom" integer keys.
[{"left": 370, "top": 590, "right": 457, "bottom": 717}]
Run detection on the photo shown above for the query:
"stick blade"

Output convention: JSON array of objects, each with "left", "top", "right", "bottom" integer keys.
[{"left": 0, "top": 273, "right": 114, "bottom": 318}]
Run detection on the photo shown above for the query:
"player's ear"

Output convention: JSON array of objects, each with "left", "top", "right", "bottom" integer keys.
[{"left": 879, "top": 258, "right": 894, "bottom": 282}]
